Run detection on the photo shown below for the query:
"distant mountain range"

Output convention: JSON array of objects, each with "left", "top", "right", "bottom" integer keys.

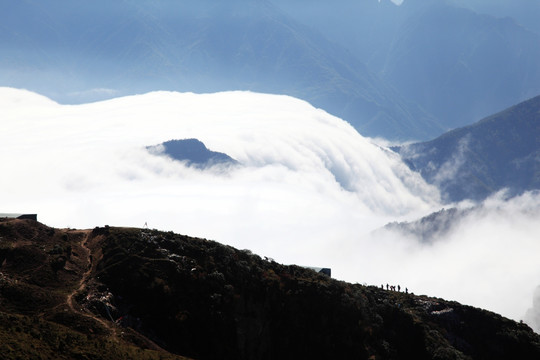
[
  {"left": 4, "top": 0, "right": 540, "bottom": 140},
  {"left": 449, "top": 0, "right": 540, "bottom": 35},
  {"left": 395, "top": 94, "right": 540, "bottom": 202},
  {"left": 1, "top": 218, "right": 539, "bottom": 359},
  {"left": 381, "top": 1, "right": 540, "bottom": 129},
  {"left": 276, "top": 0, "right": 540, "bottom": 131},
  {"left": 0, "top": 0, "right": 441, "bottom": 140}
]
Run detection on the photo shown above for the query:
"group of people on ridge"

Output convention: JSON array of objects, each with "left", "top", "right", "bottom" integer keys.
[{"left": 382, "top": 283, "right": 408, "bottom": 294}]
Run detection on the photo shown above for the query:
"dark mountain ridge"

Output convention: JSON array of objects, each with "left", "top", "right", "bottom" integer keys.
[
  {"left": 383, "top": 207, "right": 472, "bottom": 244},
  {"left": 395, "top": 94, "right": 540, "bottom": 202},
  {"left": 1, "top": 218, "right": 539, "bottom": 359}
]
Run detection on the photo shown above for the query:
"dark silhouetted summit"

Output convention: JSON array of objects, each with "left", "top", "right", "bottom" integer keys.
[{"left": 148, "top": 139, "right": 238, "bottom": 168}]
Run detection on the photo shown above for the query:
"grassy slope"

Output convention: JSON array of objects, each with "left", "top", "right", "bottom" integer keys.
[{"left": 0, "top": 219, "right": 188, "bottom": 360}]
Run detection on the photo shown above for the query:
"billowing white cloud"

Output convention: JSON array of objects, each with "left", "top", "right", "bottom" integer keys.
[
  {"left": 1, "top": 86, "right": 438, "bottom": 257},
  {"left": 2, "top": 87, "right": 539, "bottom": 331}
]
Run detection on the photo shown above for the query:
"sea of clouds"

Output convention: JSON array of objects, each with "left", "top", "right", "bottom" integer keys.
[{"left": 2, "top": 87, "right": 539, "bottom": 332}]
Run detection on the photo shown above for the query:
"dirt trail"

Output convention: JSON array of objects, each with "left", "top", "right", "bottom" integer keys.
[
  {"left": 64, "top": 229, "right": 169, "bottom": 353},
  {"left": 65, "top": 230, "right": 118, "bottom": 338}
]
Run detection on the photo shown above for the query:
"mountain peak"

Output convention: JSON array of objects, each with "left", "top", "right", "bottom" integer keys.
[{"left": 147, "top": 139, "right": 238, "bottom": 168}]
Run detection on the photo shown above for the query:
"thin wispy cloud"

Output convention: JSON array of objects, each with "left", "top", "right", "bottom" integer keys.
[{"left": 432, "top": 134, "right": 470, "bottom": 185}]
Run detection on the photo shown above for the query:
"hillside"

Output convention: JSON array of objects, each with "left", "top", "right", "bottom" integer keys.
[
  {"left": 1, "top": 218, "right": 539, "bottom": 359},
  {"left": 0, "top": 218, "right": 188, "bottom": 360},
  {"left": 395, "top": 94, "right": 540, "bottom": 202}
]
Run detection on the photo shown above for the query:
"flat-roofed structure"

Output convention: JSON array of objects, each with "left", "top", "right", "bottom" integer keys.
[
  {"left": 0, "top": 213, "right": 37, "bottom": 221},
  {"left": 305, "top": 266, "right": 331, "bottom": 277}
]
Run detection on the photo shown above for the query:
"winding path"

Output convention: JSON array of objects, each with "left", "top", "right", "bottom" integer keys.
[
  {"left": 65, "top": 230, "right": 118, "bottom": 338},
  {"left": 64, "top": 229, "right": 170, "bottom": 353}
]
